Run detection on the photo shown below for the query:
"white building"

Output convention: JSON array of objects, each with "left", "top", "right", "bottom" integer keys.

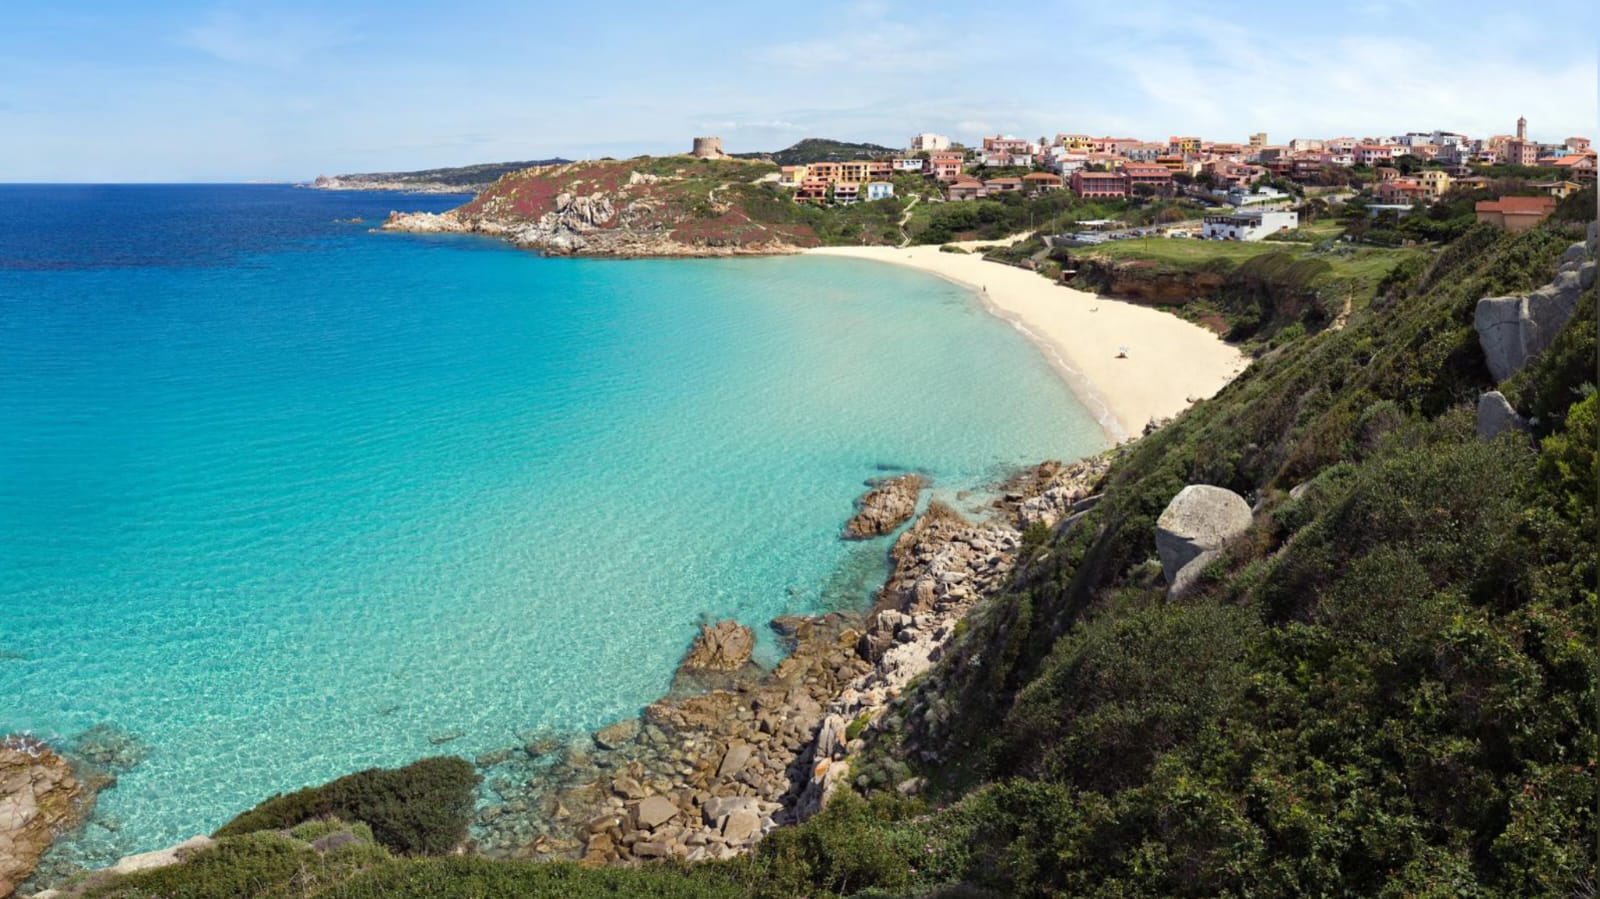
[
  {"left": 910, "top": 133, "right": 952, "bottom": 152},
  {"left": 1226, "top": 185, "right": 1291, "bottom": 207},
  {"left": 865, "top": 181, "right": 895, "bottom": 201},
  {"left": 1202, "top": 209, "right": 1299, "bottom": 241}
]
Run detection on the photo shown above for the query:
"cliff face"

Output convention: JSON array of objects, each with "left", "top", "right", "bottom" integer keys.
[
  {"left": 1067, "top": 252, "right": 1333, "bottom": 340},
  {"left": 383, "top": 158, "right": 821, "bottom": 257}
]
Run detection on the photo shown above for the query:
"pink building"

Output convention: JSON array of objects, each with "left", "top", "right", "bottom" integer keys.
[
  {"left": 1353, "top": 144, "right": 1400, "bottom": 165},
  {"left": 1070, "top": 171, "right": 1128, "bottom": 198},
  {"left": 925, "top": 151, "right": 965, "bottom": 182}
]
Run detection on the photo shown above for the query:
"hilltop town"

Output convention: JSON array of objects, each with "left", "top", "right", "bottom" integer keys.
[
  {"left": 767, "top": 116, "right": 1593, "bottom": 239},
  {"left": 381, "top": 116, "right": 1592, "bottom": 263}
]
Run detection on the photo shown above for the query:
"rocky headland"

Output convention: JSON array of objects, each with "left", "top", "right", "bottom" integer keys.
[
  {"left": 382, "top": 157, "right": 821, "bottom": 257},
  {"left": 308, "top": 159, "right": 569, "bottom": 195}
]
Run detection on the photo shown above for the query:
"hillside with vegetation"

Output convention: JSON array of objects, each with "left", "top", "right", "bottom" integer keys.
[
  {"left": 37, "top": 193, "right": 1595, "bottom": 897},
  {"left": 309, "top": 159, "right": 570, "bottom": 193},
  {"left": 736, "top": 138, "right": 901, "bottom": 166},
  {"left": 380, "top": 156, "right": 944, "bottom": 254}
]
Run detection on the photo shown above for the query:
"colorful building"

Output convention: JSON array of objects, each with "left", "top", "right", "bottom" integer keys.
[
  {"left": 1531, "top": 180, "right": 1583, "bottom": 199},
  {"left": 1168, "top": 136, "right": 1201, "bottom": 156},
  {"left": 1474, "top": 195, "right": 1557, "bottom": 231},
  {"left": 1121, "top": 163, "right": 1174, "bottom": 193},
  {"left": 865, "top": 181, "right": 895, "bottom": 201},
  {"left": 1022, "top": 172, "right": 1063, "bottom": 193},
  {"left": 1415, "top": 169, "right": 1452, "bottom": 197},
  {"left": 926, "top": 151, "right": 965, "bottom": 182},
  {"left": 947, "top": 177, "right": 987, "bottom": 201},
  {"left": 1070, "top": 171, "right": 1128, "bottom": 198}
]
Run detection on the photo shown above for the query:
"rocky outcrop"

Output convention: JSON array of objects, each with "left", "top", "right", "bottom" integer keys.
[
  {"left": 1010, "top": 456, "right": 1111, "bottom": 530},
  {"left": 1, "top": 739, "right": 87, "bottom": 898},
  {"left": 1475, "top": 228, "right": 1595, "bottom": 383},
  {"left": 1476, "top": 391, "right": 1529, "bottom": 440},
  {"left": 379, "top": 210, "right": 469, "bottom": 234},
  {"left": 679, "top": 621, "right": 755, "bottom": 672},
  {"left": 842, "top": 475, "right": 925, "bottom": 539},
  {"left": 105, "top": 835, "right": 214, "bottom": 877},
  {"left": 1155, "top": 485, "right": 1252, "bottom": 591}
]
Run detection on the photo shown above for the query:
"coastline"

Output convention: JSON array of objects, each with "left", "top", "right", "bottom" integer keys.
[{"left": 806, "top": 245, "right": 1248, "bottom": 442}]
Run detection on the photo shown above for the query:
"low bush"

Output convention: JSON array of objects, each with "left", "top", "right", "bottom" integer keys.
[{"left": 214, "top": 756, "right": 480, "bottom": 855}]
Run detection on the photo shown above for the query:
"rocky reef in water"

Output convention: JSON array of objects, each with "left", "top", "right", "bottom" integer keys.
[
  {"left": 1, "top": 737, "right": 89, "bottom": 897},
  {"left": 463, "top": 455, "right": 1110, "bottom": 865}
]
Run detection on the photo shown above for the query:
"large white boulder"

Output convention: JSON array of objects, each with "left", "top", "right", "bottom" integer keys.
[{"left": 1155, "top": 485, "right": 1252, "bottom": 586}]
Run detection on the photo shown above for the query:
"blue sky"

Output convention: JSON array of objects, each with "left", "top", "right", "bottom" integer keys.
[{"left": 2, "top": 0, "right": 1596, "bottom": 181}]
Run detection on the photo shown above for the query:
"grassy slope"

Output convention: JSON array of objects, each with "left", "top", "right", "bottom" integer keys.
[
  {"left": 1060, "top": 237, "right": 1424, "bottom": 345},
  {"left": 862, "top": 220, "right": 1597, "bottom": 897}
]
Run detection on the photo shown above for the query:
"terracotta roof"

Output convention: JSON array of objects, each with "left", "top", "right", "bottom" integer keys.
[
  {"left": 1022, "top": 172, "right": 1061, "bottom": 180},
  {"left": 1476, "top": 196, "right": 1557, "bottom": 213}
]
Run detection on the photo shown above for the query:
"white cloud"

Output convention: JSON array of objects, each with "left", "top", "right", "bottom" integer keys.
[{"left": 178, "top": 8, "right": 356, "bottom": 69}]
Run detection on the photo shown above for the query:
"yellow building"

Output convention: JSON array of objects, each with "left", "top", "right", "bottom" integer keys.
[
  {"left": 1169, "top": 136, "right": 1201, "bottom": 156},
  {"left": 1415, "top": 169, "right": 1452, "bottom": 198},
  {"left": 1249, "top": 132, "right": 1268, "bottom": 148},
  {"left": 836, "top": 161, "right": 872, "bottom": 184},
  {"left": 778, "top": 165, "right": 808, "bottom": 187},
  {"left": 1533, "top": 180, "right": 1583, "bottom": 199},
  {"left": 1057, "top": 133, "right": 1094, "bottom": 153}
]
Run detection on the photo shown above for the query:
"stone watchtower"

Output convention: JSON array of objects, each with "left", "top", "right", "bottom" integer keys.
[
  {"left": 1516, "top": 116, "right": 1527, "bottom": 140},
  {"left": 691, "top": 137, "right": 729, "bottom": 159}
]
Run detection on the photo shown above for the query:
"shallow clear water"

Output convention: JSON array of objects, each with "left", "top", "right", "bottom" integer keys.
[{"left": 0, "top": 185, "right": 1103, "bottom": 861}]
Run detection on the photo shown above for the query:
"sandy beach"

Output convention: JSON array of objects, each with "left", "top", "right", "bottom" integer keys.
[{"left": 807, "top": 244, "right": 1248, "bottom": 442}]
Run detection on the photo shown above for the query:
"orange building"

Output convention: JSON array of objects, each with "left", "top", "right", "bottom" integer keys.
[{"left": 1474, "top": 195, "right": 1557, "bottom": 231}]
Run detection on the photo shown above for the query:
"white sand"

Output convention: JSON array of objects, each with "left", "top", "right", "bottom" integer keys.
[{"left": 806, "top": 245, "right": 1248, "bottom": 443}]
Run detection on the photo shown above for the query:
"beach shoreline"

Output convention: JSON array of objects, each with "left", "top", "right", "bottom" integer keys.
[{"left": 806, "top": 245, "right": 1248, "bottom": 442}]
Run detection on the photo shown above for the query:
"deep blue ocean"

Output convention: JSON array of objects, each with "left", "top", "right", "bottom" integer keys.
[{"left": 0, "top": 184, "right": 1103, "bottom": 864}]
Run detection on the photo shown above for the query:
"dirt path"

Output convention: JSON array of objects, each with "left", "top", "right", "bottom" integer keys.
[{"left": 896, "top": 196, "right": 921, "bottom": 247}]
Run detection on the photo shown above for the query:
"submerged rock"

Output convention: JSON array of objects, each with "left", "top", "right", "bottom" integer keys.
[
  {"left": 592, "top": 719, "right": 640, "bottom": 751},
  {"left": 842, "top": 475, "right": 925, "bottom": 539},
  {"left": 1, "top": 737, "right": 90, "bottom": 897},
  {"left": 679, "top": 621, "right": 754, "bottom": 672}
]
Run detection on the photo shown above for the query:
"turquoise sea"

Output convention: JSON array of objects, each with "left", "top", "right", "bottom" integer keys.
[{"left": 0, "top": 185, "right": 1104, "bottom": 864}]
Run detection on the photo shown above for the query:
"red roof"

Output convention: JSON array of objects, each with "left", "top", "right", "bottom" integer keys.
[{"left": 1476, "top": 196, "right": 1557, "bottom": 214}]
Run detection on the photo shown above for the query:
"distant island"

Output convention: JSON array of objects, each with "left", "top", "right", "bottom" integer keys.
[{"left": 308, "top": 159, "right": 571, "bottom": 193}]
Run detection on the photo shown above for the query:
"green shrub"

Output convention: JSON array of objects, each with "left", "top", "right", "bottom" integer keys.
[{"left": 215, "top": 756, "right": 480, "bottom": 855}]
